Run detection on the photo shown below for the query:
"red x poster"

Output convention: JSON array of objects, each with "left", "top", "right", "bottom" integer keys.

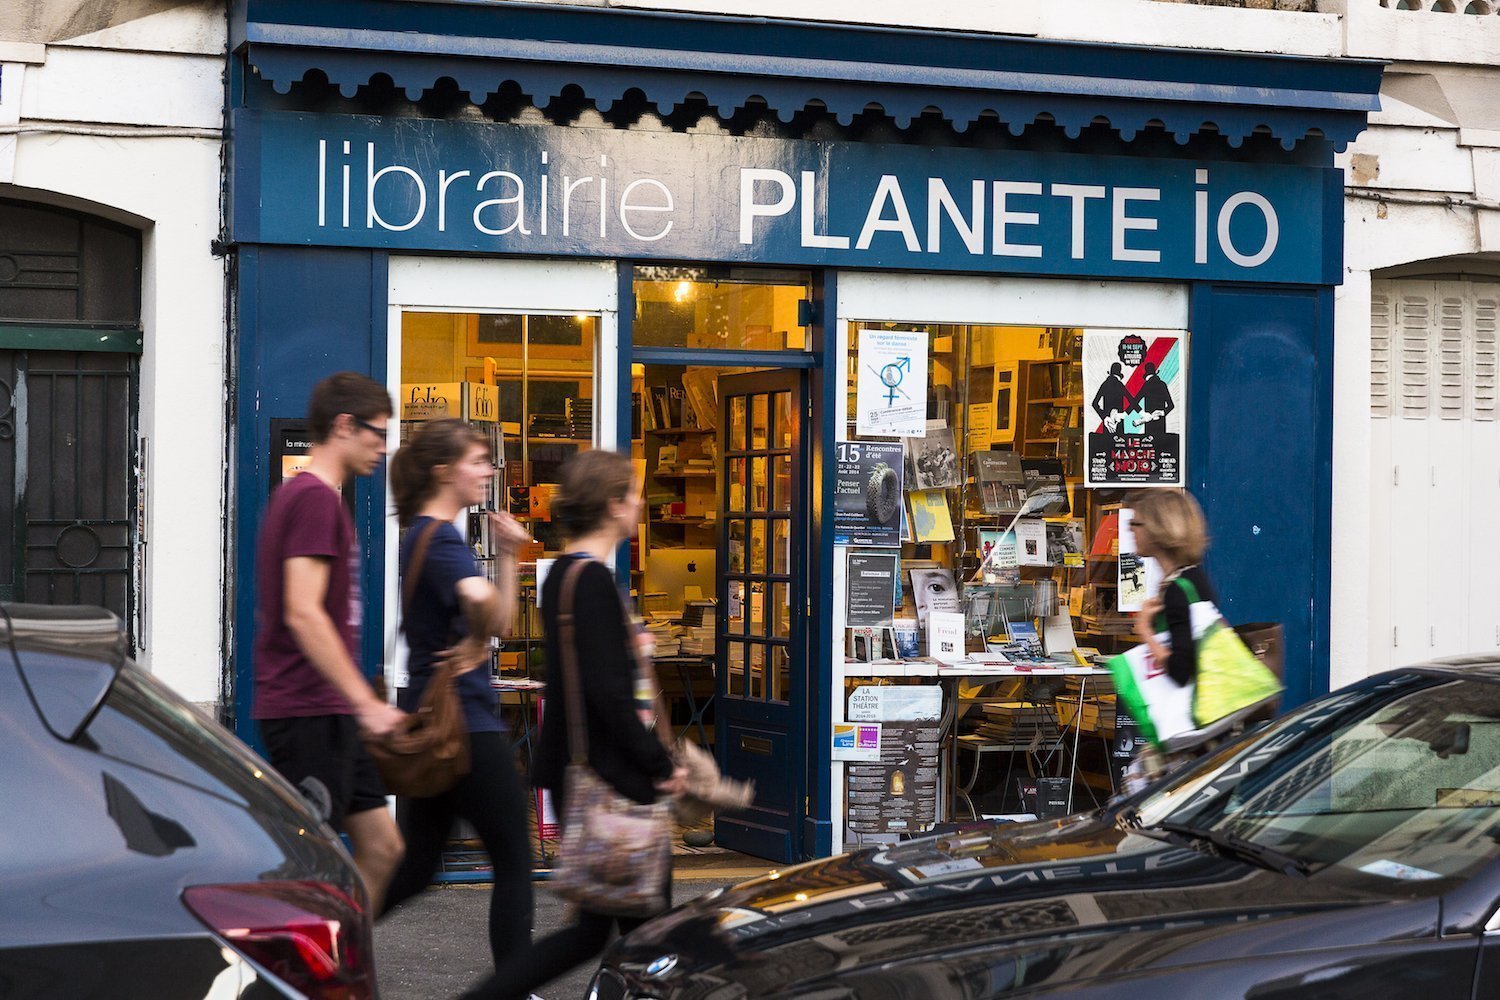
[{"left": 1082, "top": 329, "right": 1188, "bottom": 488}]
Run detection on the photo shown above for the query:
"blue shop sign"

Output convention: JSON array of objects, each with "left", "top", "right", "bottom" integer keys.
[{"left": 234, "top": 110, "right": 1337, "bottom": 284}]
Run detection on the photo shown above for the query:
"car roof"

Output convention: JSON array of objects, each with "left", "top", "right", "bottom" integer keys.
[
  {"left": 0, "top": 603, "right": 128, "bottom": 666},
  {"left": 1405, "top": 656, "right": 1500, "bottom": 677}
]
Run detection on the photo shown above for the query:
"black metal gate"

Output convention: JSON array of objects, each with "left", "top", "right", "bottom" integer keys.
[{"left": 0, "top": 349, "right": 138, "bottom": 638}]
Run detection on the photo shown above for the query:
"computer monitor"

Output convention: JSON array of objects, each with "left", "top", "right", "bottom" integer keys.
[{"left": 644, "top": 548, "right": 717, "bottom": 613}]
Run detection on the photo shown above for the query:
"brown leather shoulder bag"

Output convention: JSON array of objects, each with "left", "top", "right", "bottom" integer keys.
[{"left": 363, "top": 518, "right": 471, "bottom": 797}]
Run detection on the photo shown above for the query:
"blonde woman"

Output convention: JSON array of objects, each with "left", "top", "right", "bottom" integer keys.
[{"left": 1128, "top": 488, "right": 1216, "bottom": 689}]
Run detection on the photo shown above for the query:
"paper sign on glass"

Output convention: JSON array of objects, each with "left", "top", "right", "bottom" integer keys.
[{"left": 856, "top": 328, "right": 928, "bottom": 437}]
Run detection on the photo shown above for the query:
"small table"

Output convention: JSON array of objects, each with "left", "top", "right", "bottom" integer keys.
[{"left": 656, "top": 654, "right": 716, "bottom": 748}]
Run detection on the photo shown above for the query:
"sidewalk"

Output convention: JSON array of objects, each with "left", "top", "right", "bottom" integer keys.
[{"left": 376, "top": 850, "right": 766, "bottom": 1000}]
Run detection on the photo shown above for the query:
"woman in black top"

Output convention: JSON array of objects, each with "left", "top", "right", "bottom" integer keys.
[
  {"left": 1129, "top": 488, "right": 1216, "bottom": 688},
  {"left": 1128, "top": 491, "right": 1212, "bottom": 689},
  {"left": 464, "top": 449, "right": 684, "bottom": 1000},
  {"left": 378, "top": 420, "right": 535, "bottom": 971}
]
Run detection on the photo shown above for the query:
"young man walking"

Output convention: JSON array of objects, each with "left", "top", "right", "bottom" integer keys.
[{"left": 253, "top": 371, "right": 406, "bottom": 912}]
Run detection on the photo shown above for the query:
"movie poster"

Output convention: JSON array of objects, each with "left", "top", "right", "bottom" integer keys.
[{"left": 1082, "top": 329, "right": 1188, "bottom": 488}]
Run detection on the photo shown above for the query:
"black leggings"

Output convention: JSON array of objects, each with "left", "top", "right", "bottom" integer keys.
[
  {"left": 458, "top": 785, "right": 672, "bottom": 1000},
  {"left": 379, "top": 731, "right": 534, "bottom": 964}
]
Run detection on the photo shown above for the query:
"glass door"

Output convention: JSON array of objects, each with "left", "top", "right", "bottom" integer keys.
[{"left": 715, "top": 369, "right": 806, "bottom": 863}]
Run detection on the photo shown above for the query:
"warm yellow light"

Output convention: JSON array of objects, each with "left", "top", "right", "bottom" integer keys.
[
  {"left": 674, "top": 280, "right": 693, "bottom": 302},
  {"left": 575, "top": 314, "right": 589, "bottom": 322},
  {"left": 794, "top": 893, "right": 807, "bottom": 902}
]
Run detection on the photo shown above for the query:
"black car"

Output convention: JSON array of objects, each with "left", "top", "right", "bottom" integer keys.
[
  {"left": 0, "top": 603, "right": 375, "bottom": 999},
  {"left": 597, "top": 660, "right": 1500, "bottom": 999}
]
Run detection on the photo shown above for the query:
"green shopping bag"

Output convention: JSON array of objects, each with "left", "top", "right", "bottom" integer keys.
[{"left": 1173, "top": 578, "right": 1282, "bottom": 729}]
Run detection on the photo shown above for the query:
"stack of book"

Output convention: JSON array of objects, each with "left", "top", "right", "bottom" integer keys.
[
  {"left": 644, "top": 615, "right": 681, "bottom": 656},
  {"left": 975, "top": 701, "right": 1062, "bottom": 743},
  {"left": 566, "top": 397, "right": 593, "bottom": 439},
  {"left": 676, "top": 600, "right": 718, "bottom": 656}
]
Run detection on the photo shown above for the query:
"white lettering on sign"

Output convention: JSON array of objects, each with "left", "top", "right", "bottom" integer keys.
[
  {"left": 312, "top": 139, "right": 1285, "bottom": 272},
  {"left": 740, "top": 168, "right": 795, "bottom": 244},
  {"left": 321, "top": 140, "right": 681, "bottom": 246},
  {"left": 1112, "top": 187, "right": 1161, "bottom": 263},
  {"left": 1217, "top": 191, "right": 1279, "bottom": 268}
]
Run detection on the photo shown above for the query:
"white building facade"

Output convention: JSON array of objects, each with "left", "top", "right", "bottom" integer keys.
[{"left": 0, "top": 1, "right": 226, "bottom": 712}]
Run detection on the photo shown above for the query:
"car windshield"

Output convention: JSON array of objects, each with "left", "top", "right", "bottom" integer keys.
[{"left": 1132, "top": 672, "right": 1500, "bottom": 886}]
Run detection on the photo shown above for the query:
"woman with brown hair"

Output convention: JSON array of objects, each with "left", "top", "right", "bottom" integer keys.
[
  {"left": 378, "top": 419, "right": 536, "bottom": 972},
  {"left": 1127, "top": 488, "right": 1216, "bottom": 689},
  {"left": 463, "top": 448, "right": 685, "bottom": 1000}
]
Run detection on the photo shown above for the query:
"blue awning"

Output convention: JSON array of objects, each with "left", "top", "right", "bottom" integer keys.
[{"left": 237, "top": 0, "right": 1383, "bottom": 151}]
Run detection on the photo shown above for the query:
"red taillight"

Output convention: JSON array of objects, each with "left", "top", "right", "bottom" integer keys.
[{"left": 183, "top": 881, "right": 374, "bottom": 999}]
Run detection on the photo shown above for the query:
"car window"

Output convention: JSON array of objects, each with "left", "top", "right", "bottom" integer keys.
[
  {"left": 82, "top": 666, "right": 314, "bottom": 823},
  {"left": 1137, "top": 674, "right": 1500, "bottom": 887}
]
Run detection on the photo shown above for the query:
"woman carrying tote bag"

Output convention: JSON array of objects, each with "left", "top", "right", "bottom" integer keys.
[
  {"left": 464, "top": 449, "right": 685, "bottom": 1000},
  {"left": 1112, "top": 489, "right": 1281, "bottom": 791},
  {"left": 378, "top": 419, "right": 537, "bottom": 971}
]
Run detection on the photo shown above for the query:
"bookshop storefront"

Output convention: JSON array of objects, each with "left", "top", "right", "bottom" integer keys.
[{"left": 228, "top": 0, "right": 1380, "bottom": 863}]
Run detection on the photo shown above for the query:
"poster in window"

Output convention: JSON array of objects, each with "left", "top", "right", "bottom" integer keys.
[
  {"left": 1082, "top": 329, "right": 1187, "bottom": 488},
  {"left": 834, "top": 441, "right": 905, "bottom": 547}
]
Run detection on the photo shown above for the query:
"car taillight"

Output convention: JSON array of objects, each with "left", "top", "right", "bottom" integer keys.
[{"left": 183, "top": 881, "right": 374, "bottom": 999}]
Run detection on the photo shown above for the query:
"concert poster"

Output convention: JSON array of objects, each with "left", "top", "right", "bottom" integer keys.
[{"left": 1082, "top": 329, "right": 1188, "bottom": 488}]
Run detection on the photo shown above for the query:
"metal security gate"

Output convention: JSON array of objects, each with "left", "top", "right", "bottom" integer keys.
[{"left": 0, "top": 349, "right": 139, "bottom": 638}]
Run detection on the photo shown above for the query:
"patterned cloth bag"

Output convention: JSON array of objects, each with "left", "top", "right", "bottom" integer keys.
[{"left": 549, "top": 558, "right": 672, "bottom": 917}]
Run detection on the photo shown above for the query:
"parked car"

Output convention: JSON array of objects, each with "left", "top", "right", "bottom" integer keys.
[
  {"left": 596, "top": 660, "right": 1500, "bottom": 999},
  {"left": 0, "top": 603, "right": 375, "bottom": 999}
]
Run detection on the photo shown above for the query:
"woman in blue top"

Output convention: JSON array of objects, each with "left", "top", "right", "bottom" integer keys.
[{"left": 379, "top": 419, "right": 534, "bottom": 970}]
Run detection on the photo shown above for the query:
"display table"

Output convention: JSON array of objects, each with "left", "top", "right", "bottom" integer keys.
[{"left": 655, "top": 654, "right": 716, "bottom": 749}]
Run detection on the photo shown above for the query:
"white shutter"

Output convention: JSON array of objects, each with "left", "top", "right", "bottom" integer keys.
[
  {"left": 1397, "top": 289, "right": 1432, "bottom": 419},
  {"left": 1437, "top": 292, "right": 1465, "bottom": 420},
  {"left": 1371, "top": 286, "right": 1392, "bottom": 417},
  {"left": 1474, "top": 286, "right": 1497, "bottom": 422}
]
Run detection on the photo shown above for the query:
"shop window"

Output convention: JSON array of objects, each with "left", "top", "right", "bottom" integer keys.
[
  {"left": 632, "top": 266, "right": 811, "bottom": 351},
  {"left": 399, "top": 309, "right": 596, "bottom": 680}
]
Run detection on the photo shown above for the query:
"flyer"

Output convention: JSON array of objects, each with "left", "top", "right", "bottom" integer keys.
[
  {"left": 1117, "top": 508, "right": 1163, "bottom": 612},
  {"left": 846, "top": 721, "right": 941, "bottom": 835},
  {"left": 855, "top": 328, "right": 929, "bottom": 437},
  {"left": 1083, "top": 328, "right": 1188, "bottom": 488},
  {"left": 833, "top": 441, "right": 905, "bottom": 546},
  {"left": 846, "top": 551, "right": 899, "bottom": 626}
]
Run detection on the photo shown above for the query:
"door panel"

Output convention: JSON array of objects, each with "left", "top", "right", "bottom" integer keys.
[
  {"left": 0, "top": 350, "right": 137, "bottom": 636},
  {"left": 716, "top": 370, "right": 806, "bottom": 863}
]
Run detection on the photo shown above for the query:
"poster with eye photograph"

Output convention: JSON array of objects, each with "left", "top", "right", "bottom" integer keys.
[
  {"left": 1083, "top": 329, "right": 1187, "bottom": 488},
  {"left": 909, "top": 568, "right": 960, "bottom": 627},
  {"left": 834, "top": 441, "right": 905, "bottom": 547}
]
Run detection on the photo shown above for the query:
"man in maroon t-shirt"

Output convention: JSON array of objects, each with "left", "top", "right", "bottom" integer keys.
[{"left": 253, "top": 371, "right": 405, "bottom": 912}]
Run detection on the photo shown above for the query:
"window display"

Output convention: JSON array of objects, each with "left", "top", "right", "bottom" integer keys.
[{"left": 399, "top": 310, "right": 597, "bottom": 683}]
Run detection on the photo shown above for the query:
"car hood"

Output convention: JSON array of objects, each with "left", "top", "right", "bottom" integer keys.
[{"left": 610, "top": 815, "right": 1440, "bottom": 998}]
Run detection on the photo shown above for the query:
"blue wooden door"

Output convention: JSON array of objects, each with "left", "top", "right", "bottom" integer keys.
[{"left": 714, "top": 369, "right": 807, "bottom": 863}]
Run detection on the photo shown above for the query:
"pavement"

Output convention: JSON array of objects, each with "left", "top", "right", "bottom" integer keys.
[{"left": 376, "top": 853, "right": 766, "bottom": 1000}]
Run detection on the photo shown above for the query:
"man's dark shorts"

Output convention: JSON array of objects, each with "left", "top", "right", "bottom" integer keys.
[{"left": 260, "top": 715, "right": 387, "bottom": 831}]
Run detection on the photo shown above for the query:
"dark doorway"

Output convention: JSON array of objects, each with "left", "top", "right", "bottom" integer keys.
[{"left": 0, "top": 198, "right": 143, "bottom": 640}]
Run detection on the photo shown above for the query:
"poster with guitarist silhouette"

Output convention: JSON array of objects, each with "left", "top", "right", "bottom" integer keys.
[{"left": 1083, "top": 329, "right": 1187, "bottom": 488}]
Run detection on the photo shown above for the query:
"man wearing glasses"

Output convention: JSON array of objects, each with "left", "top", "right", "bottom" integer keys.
[{"left": 252, "top": 371, "right": 406, "bottom": 911}]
